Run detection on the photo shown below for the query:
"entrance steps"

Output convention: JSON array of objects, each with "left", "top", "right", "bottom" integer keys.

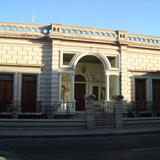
[
  {"left": 123, "top": 117, "right": 160, "bottom": 127},
  {"left": 0, "top": 118, "right": 86, "bottom": 129},
  {"left": 71, "top": 112, "right": 86, "bottom": 119}
]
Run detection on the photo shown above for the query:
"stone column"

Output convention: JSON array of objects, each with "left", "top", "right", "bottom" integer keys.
[
  {"left": 70, "top": 73, "right": 75, "bottom": 101},
  {"left": 12, "top": 73, "right": 18, "bottom": 118},
  {"left": 58, "top": 73, "right": 62, "bottom": 101},
  {"left": 113, "top": 95, "right": 124, "bottom": 128},
  {"left": 105, "top": 73, "right": 110, "bottom": 101},
  {"left": 85, "top": 95, "right": 95, "bottom": 128},
  {"left": 69, "top": 73, "right": 76, "bottom": 113},
  {"left": 12, "top": 73, "right": 22, "bottom": 118},
  {"left": 116, "top": 75, "right": 120, "bottom": 95}
]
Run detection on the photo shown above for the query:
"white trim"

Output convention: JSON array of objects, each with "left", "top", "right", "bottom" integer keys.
[
  {"left": 71, "top": 52, "right": 111, "bottom": 70},
  {"left": 0, "top": 66, "right": 42, "bottom": 74},
  {"left": 59, "top": 49, "right": 77, "bottom": 68}
]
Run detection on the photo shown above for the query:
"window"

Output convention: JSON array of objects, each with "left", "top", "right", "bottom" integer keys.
[
  {"left": 63, "top": 53, "right": 75, "bottom": 65},
  {"left": 75, "top": 75, "right": 86, "bottom": 82},
  {"left": 107, "top": 56, "right": 117, "bottom": 68},
  {"left": 92, "top": 86, "right": 99, "bottom": 101}
]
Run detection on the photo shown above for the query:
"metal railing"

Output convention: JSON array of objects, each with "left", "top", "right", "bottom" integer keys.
[
  {"left": 0, "top": 101, "right": 76, "bottom": 118},
  {"left": 122, "top": 101, "right": 160, "bottom": 117}
]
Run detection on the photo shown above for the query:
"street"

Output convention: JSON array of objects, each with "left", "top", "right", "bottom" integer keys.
[{"left": 0, "top": 133, "right": 160, "bottom": 160}]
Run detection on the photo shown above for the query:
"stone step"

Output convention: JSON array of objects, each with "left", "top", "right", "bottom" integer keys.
[
  {"left": 0, "top": 119, "right": 86, "bottom": 129},
  {"left": 123, "top": 117, "right": 160, "bottom": 127}
]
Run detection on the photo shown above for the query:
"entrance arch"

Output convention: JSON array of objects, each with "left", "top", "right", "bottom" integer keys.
[
  {"left": 74, "top": 55, "right": 106, "bottom": 111},
  {"left": 71, "top": 52, "right": 110, "bottom": 70}
]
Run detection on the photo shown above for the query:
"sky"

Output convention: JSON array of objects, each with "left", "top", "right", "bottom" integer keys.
[{"left": 0, "top": 0, "right": 160, "bottom": 36}]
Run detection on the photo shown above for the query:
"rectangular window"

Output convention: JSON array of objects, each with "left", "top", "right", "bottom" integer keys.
[
  {"left": 92, "top": 86, "right": 99, "bottom": 101},
  {"left": 63, "top": 53, "right": 75, "bottom": 65},
  {"left": 107, "top": 56, "right": 116, "bottom": 68}
]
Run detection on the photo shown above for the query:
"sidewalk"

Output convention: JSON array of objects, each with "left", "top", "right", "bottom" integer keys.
[{"left": 0, "top": 125, "right": 160, "bottom": 138}]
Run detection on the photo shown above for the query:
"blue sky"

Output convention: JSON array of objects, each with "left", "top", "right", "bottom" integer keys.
[{"left": 1, "top": 0, "right": 160, "bottom": 36}]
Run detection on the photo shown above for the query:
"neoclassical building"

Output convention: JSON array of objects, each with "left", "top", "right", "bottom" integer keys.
[{"left": 0, "top": 22, "right": 160, "bottom": 114}]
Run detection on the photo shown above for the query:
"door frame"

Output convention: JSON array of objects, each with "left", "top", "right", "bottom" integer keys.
[
  {"left": 21, "top": 74, "right": 38, "bottom": 112},
  {"left": 0, "top": 74, "right": 14, "bottom": 112},
  {"left": 74, "top": 74, "right": 87, "bottom": 111}
]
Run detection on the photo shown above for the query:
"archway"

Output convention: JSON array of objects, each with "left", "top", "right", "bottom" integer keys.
[{"left": 74, "top": 55, "right": 106, "bottom": 111}]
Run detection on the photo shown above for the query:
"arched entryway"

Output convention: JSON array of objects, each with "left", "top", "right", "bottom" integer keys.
[
  {"left": 74, "top": 74, "right": 86, "bottom": 111},
  {"left": 59, "top": 52, "right": 120, "bottom": 113},
  {"left": 74, "top": 55, "right": 106, "bottom": 111}
]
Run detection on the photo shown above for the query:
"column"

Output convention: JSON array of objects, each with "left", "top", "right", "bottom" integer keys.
[
  {"left": 17, "top": 73, "right": 22, "bottom": 109},
  {"left": 69, "top": 73, "right": 76, "bottom": 112},
  {"left": 105, "top": 73, "right": 110, "bottom": 101},
  {"left": 70, "top": 73, "right": 75, "bottom": 101},
  {"left": 13, "top": 73, "right": 18, "bottom": 104},
  {"left": 116, "top": 75, "right": 120, "bottom": 95},
  {"left": 58, "top": 73, "right": 62, "bottom": 101}
]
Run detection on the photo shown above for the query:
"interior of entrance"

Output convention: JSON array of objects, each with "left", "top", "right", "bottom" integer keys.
[{"left": 75, "top": 55, "right": 105, "bottom": 111}]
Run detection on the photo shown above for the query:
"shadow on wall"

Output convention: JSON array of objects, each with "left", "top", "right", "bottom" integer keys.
[{"left": 31, "top": 39, "right": 52, "bottom": 111}]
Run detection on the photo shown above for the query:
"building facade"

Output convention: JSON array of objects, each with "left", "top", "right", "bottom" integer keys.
[{"left": 0, "top": 22, "right": 160, "bottom": 114}]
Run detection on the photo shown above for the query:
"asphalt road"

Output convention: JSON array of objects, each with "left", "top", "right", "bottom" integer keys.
[{"left": 0, "top": 133, "right": 160, "bottom": 160}]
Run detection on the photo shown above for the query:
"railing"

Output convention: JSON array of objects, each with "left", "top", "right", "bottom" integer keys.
[
  {"left": 127, "top": 33, "right": 160, "bottom": 45},
  {"left": 0, "top": 22, "right": 51, "bottom": 35},
  {"left": 1, "top": 22, "right": 160, "bottom": 46},
  {"left": 53, "top": 101, "right": 76, "bottom": 113},
  {"left": 0, "top": 101, "right": 42, "bottom": 113},
  {"left": 103, "top": 101, "right": 114, "bottom": 113},
  {"left": 0, "top": 101, "right": 76, "bottom": 112},
  {"left": 123, "top": 101, "right": 160, "bottom": 117},
  {"left": 52, "top": 24, "right": 118, "bottom": 41}
]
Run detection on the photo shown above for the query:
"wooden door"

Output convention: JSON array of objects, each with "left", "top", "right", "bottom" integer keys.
[
  {"left": 152, "top": 79, "right": 160, "bottom": 111},
  {"left": 135, "top": 79, "right": 146, "bottom": 111},
  {"left": 75, "top": 83, "right": 86, "bottom": 111},
  {"left": 0, "top": 74, "right": 13, "bottom": 112},
  {"left": 22, "top": 75, "right": 37, "bottom": 112}
]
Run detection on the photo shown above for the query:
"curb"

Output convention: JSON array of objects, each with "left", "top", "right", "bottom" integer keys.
[{"left": 0, "top": 129, "right": 160, "bottom": 138}]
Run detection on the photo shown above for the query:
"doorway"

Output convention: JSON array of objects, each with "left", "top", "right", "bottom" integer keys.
[
  {"left": 74, "top": 75, "right": 86, "bottom": 111},
  {"left": 135, "top": 79, "right": 146, "bottom": 111},
  {"left": 21, "top": 75, "right": 37, "bottom": 112},
  {"left": 152, "top": 79, "right": 160, "bottom": 111},
  {"left": 0, "top": 74, "right": 13, "bottom": 112}
]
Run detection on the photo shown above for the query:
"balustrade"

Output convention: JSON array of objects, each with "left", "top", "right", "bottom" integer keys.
[
  {"left": 51, "top": 24, "right": 118, "bottom": 40},
  {"left": 1, "top": 22, "right": 160, "bottom": 46},
  {"left": 0, "top": 22, "right": 51, "bottom": 34}
]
